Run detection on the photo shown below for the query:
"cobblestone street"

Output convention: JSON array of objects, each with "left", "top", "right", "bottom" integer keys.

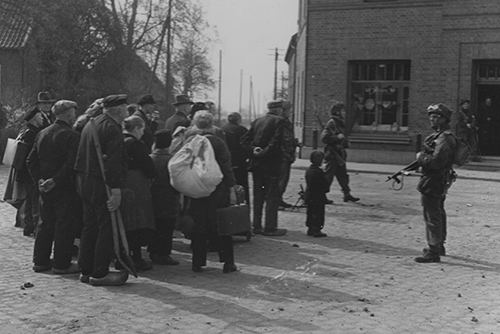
[{"left": 0, "top": 163, "right": 499, "bottom": 334}]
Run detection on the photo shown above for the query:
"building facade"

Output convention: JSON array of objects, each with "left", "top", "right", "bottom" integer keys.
[{"left": 289, "top": 0, "right": 500, "bottom": 162}]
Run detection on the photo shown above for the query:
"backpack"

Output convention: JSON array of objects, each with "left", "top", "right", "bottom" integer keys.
[{"left": 168, "top": 134, "right": 223, "bottom": 198}]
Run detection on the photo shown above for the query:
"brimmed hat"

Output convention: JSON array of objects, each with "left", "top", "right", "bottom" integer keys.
[
  {"left": 427, "top": 103, "right": 452, "bottom": 121},
  {"left": 37, "top": 91, "right": 55, "bottom": 104},
  {"left": 52, "top": 100, "right": 77, "bottom": 116},
  {"left": 138, "top": 94, "right": 156, "bottom": 106},
  {"left": 173, "top": 94, "right": 194, "bottom": 106},
  {"left": 102, "top": 94, "right": 128, "bottom": 108}
]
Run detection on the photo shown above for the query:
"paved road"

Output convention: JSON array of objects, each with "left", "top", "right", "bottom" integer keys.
[{"left": 0, "top": 164, "right": 499, "bottom": 334}]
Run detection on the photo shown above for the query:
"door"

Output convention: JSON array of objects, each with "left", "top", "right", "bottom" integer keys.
[{"left": 474, "top": 61, "right": 500, "bottom": 156}]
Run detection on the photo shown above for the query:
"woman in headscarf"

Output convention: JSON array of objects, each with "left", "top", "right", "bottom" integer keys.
[
  {"left": 121, "top": 115, "right": 156, "bottom": 271},
  {"left": 185, "top": 110, "right": 238, "bottom": 273}
]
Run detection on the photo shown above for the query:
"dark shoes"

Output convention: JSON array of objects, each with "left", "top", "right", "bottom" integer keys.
[
  {"left": 53, "top": 263, "right": 80, "bottom": 275},
  {"left": 414, "top": 248, "right": 440, "bottom": 263},
  {"left": 439, "top": 245, "right": 446, "bottom": 256},
  {"left": 192, "top": 265, "right": 204, "bottom": 273},
  {"left": 262, "top": 228, "right": 287, "bottom": 236},
  {"left": 150, "top": 254, "right": 180, "bottom": 265},
  {"left": 343, "top": 194, "right": 360, "bottom": 202},
  {"left": 33, "top": 263, "right": 52, "bottom": 273},
  {"left": 325, "top": 199, "right": 334, "bottom": 205},
  {"left": 89, "top": 271, "right": 129, "bottom": 286},
  {"left": 134, "top": 258, "right": 153, "bottom": 272},
  {"left": 307, "top": 229, "right": 327, "bottom": 237},
  {"left": 223, "top": 263, "right": 238, "bottom": 273},
  {"left": 80, "top": 274, "right": 90, "bottom": 283}
]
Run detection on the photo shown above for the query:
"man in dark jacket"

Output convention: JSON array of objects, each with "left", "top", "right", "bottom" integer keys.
[
  {"left": 241, "top": 100, "right": 286, "bottom": 236},
  {"left": 164, "top": 94, "right": 193, "bottom": 132},
  {"left": 27, "top": 100, "right": 80, "bottom": 274},
  {"left": 278, "top": 102, "right": 298, "bottom": 209},
  {"left": 222, "top": 112, "right": 249, "bottom": 203},
  {"left": 414, "top": 104, "right": 457, "bottom": 263},
  {"left": 134, "top": 94, "right": 156, "bottom": 152},
  {"left": 74, "top": 94, "right": 129, "bottom": 286},
  {"left": 148, "top": 129, "right": 180, "bottom": 265},
  {"left": 321, "top": 102, "right": 359, "bottom": 203}
]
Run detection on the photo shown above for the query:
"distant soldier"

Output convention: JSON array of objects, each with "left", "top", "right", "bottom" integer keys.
[
  {"left": 414, "top": 104, "right": 457, "bottom": 263},
  {"left": 321, "top": 102, "right": 359, "bottom": 203},
  {"left": 27, "top": 100, "right": 80, "bottom": 274},
  {"left": 241, "top": 100, "right": 287, "bottom": 236},
  {"left": 74, "top": 94, "right": 129, "bottom": 286}
]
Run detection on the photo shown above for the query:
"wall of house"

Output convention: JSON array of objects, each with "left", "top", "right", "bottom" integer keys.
[
  {"left": 300, "top": 0, "right": 500, "bottom": 159},
  {"left": 0, "top": 49, "right": 23, "bottom": 106}
]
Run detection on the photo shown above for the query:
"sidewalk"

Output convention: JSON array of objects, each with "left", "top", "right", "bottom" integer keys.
[{"left": 292, "top": 159, "right": 500, "bottom": 182}]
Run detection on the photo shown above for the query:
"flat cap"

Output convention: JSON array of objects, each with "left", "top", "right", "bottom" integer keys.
[
  {"left": 52, "top": 100, "right": 77, "bottom": 115},
  {"left": 137, "top": 94, "right": 156, "bottom": 106},
  {"left": 102, "top": 94, "right": 128, "bottom": 108},
  {"left": 267, "top": 100, "right": 291, "bottom": 110}
]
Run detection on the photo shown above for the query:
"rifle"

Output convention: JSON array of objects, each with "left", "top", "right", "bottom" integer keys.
[{"left": 386, "top": 160, "right": 420, "bottom": 190}]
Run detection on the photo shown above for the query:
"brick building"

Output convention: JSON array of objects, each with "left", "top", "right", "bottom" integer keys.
[{"left": 287, "top": 0, "right": 500, "bottom": 162}]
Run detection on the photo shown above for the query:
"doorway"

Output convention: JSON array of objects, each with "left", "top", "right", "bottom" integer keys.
[{"left": 473, "top": 61, "right": 500, "bottom": 156}]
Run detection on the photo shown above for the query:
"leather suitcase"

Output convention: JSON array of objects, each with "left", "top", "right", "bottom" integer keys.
[{"left": 216, "top": 204, "right": 250, "bottom": 236}]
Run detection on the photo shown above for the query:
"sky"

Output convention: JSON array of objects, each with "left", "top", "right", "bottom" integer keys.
[{"left": 200, "top": 0, "right": 299, "bottom": 117}]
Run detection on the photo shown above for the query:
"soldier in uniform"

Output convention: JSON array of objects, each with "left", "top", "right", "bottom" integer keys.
[
  {"left": 241, "top": 100, "right": 287, "bottom": 236},
  {"left": 414, "top": 103, "right": 457, "bottom": 263},
  {"left": 321, "top": 102, "right": 359, "bottom": 203},
  {"left": 164, "top": 94, "right": 193, "bottom": 133},
  {"left": 27, "top": 100, "right": 80, "bottom": 274},
  {"left": 134, "top": 94, "right": 156, "bottom": 152},
  {"left": 74, "top": 94, "right": 129, "bottom": 285}
]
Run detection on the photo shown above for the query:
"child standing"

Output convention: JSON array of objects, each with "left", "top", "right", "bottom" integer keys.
[{"left": 304, "top": 151, "right": 329, "bottom": 237}]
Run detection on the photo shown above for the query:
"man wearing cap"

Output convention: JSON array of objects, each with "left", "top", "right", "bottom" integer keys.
[
  {"left": 27, "top": 100, "right": 80, "bottom": 274},
  {"left": 135, "top": 94, "right": 156, "bottom": 152},
  {"left": 164, "top": 94, "right": 193, "bottom": 133},
  {"left": 12, "top": 95, "right": 54, "bottom": 235},
  {"left": 414, "top": 103, "right": 457, "bottom": 263},
  {"left": 241, "top": 100, "right": 287, "bottom": 236},
  {"left": 74, "top": 94, "right": 129, "bottom": 285}
]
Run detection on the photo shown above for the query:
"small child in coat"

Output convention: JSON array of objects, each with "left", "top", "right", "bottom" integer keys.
[{"left": 304, "top": 151, "right": 329, "bottom": 237}]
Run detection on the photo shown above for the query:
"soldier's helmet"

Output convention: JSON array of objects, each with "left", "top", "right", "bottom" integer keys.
[{"left": 427, "top": 103, "right": 452, "bottom": 121}]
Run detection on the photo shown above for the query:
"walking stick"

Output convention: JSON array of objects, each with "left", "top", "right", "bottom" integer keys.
[{"left": 88, "top": 119, "right": 137, "bottom": 277}]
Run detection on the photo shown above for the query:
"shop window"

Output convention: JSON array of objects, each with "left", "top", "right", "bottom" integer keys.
[{"left": 349, "top": 60, "right": 410, "bottom": 132}]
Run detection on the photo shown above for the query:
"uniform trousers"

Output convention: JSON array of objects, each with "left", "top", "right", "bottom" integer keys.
[
  {"left": 421, "top": 193, "right": 447, "bottom": 251},
  {"left": 324, "top": 160, "right": 350, "bottom": 195},
  {"left": 33, "top": 190, "right": 76, "bottom": 269}
]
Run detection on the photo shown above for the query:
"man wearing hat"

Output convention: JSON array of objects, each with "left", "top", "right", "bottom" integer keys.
[
  {"left": 74, "top": 94, "right": 129, "bottom": 285},
  {"left": 164, "top": 94, "right": 193, "bottom": 132},
  {"left": 27, "top": 100, "right": 80, "bottom": 274},
  {"left": 135, "top": 94, "right": 156, "bottom": 152},
  {"left": 12, "top": 95, "right": 55, "bottom": 235},
  {"left": 241, "top": 100, "right": 288, "bottom": 236},
  {"left": 414, "top": 103, "right": 457, "bottom": 263}
]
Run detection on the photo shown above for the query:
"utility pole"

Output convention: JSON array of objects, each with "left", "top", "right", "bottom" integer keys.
[
  {"left": 248, "top": 76, "right": 253, "bottom": 122},
  {"left": 239, "top": 69, "right": 243, "bottom": 113},
  {"left": 165, "top": 0, "right": 174, "bottom": 111},
  {"left": 217, "top": 50, "right": 222, "bottom": 123},
  {"left": 273, "top": 47, "right": 278, "bottom": 100}
]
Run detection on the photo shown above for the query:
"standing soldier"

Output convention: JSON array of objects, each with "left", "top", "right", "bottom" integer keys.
[
  {"left": 321, "top": 102, "right": 359, "bottom": 203},
  {"left": 27, "top": 100, "right": 80, "bottom": 273},
  {"left": 241, "top": 100, "right": 287, "bottom": 236},
  {"left": 414, "top": 104, "right": 457, "bottom": 263},
  {"left": 74, "top": 94, "right": 129, "bottom": 285}
]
